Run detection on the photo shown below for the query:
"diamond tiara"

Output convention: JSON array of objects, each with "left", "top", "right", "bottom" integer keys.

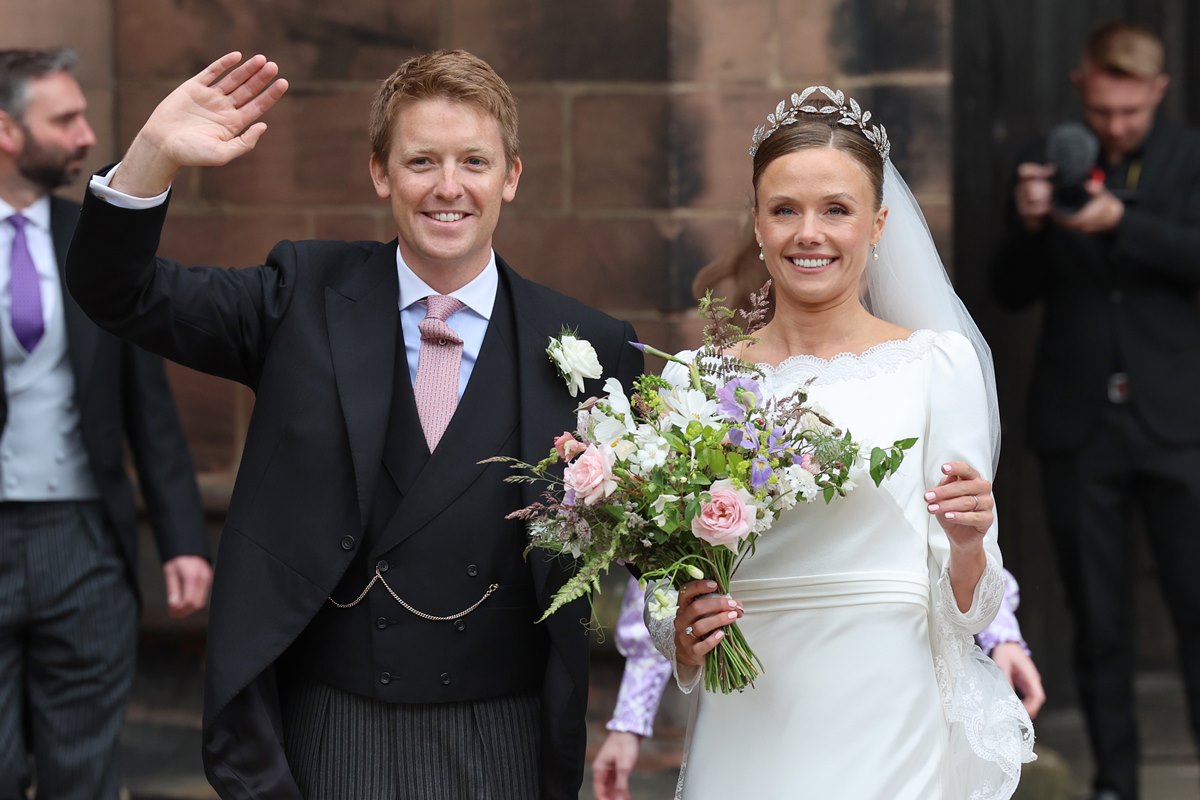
[{"left": 749, "top": 86, "right": 890, "bottom": 161}]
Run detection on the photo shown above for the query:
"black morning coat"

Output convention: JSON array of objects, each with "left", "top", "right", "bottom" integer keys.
[{"left": 65, "top": 189, "right": 642, "bottom": 799}]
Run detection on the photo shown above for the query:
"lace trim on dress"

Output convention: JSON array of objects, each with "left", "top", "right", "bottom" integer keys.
[
  {"left": 755, "top": 329, "right": 938, "bottom": 387},
  {"left": 644, "top": 584, "right": 703, "bottom": 694},
  {"left": 931, "top": 554, "right": 1037, "bottom": 799}
]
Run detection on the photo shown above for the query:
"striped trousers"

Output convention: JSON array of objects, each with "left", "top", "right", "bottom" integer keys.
[
  {"left": 0, "top": 501, "right": 137, "bottom": 800},
  {"left": 281, "top": 679, "right": 541, "bottom": 800}
]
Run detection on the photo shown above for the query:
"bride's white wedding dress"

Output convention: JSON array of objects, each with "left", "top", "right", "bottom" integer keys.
[{"left": 656, "top": 330, "right": 1034, "bottom": 800}]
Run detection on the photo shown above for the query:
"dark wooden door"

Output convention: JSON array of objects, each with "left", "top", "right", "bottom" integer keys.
[{"left": 952, "top": 1, "right": 1200, "bottom": 703}]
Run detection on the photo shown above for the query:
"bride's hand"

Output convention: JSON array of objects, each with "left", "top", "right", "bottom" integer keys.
[
  {"left": 925, "top": 460, "right": 993, "bottom": 550},
  {"left": 673, "top": 580, "right": 743, "bottom": 668}
]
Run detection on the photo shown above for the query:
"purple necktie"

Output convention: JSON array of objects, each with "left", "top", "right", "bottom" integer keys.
[{"left": 8, "top": 213, "right": 44, "bottom": 353}]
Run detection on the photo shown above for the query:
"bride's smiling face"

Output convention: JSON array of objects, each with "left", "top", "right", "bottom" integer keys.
[{"left": 753, "top": 147, "right": 887, "bottom": 310}]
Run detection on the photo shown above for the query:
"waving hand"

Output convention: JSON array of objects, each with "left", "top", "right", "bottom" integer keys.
[{"left": 111, "top": 52, "right": 289, "bottom": 197}]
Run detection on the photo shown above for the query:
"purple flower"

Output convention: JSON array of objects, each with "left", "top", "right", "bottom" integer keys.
[
  {"left": 727, "top": 425, "right": 758, "bottom": 451},
  {"left": 716, "top": 378, "right": 762, "bottom": 422},
  {"left": 765, "top": 425, "right": 790, "bottom": 456},
  {"left": 750, "top": 456, "right": 773, "bottom": 489}
]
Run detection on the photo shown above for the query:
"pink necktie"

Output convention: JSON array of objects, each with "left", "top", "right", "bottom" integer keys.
[{"left": 413, "top": 295, "right": 466, "bottom": 450}]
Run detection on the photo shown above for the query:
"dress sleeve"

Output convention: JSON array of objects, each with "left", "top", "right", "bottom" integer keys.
[
  {"left": 924, "top": 331, "right": 1004, "bottom": 635},
  {"left": 924, "top": 332, "right": 1036, "bottom": 798},
  {"left": 606, "top": 577, "right": 673, "bottom": 736},
  {"left": 643, "top": 583, "right": 704, "bottom": 694}
]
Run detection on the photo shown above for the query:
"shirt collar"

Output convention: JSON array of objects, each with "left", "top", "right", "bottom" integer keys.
[
  {"left": 395, "top": 248, "right": 498, "bottom": 321},
  {"left": 0, "top": 195, "right": 51, "bottom": 232}
]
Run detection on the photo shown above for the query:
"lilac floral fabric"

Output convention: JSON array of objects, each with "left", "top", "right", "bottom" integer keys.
[
  {"left": 973, "top": 567, "right": 1030, "bottom": 656},
  {"left": 606, "top": 575, "right": 674, "bottom": 736}
]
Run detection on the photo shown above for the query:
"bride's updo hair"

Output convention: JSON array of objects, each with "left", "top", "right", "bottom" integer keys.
[{"left": 751, "top": 114, "right": 885, "bottom": 211}]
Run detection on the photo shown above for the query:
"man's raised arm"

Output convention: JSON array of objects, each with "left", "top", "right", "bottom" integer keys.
[{"left": 110, "top": 52, "right": 288, "bottom": 196}]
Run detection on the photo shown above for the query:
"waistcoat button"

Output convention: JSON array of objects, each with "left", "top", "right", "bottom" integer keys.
[
  {"left": 340, "top": 535, "right": 356, "bottom": 551},
  {"left": 454, "top": 619, "right": 466, "bottom": 632},
  {"left": 376, "top": 617, "right": 388, "bottom": 630},
  {"left": 440, "top": 672, "right": 451, "bottom": 685},
  {"left": 376, "top": 559, "right": 389, "bottom": 573},
  {"left": 466, "top": 564, "right": 478, "bottom": 577},
  {"left": 379, "top": 672, "right": 391, "bottom": 685}
]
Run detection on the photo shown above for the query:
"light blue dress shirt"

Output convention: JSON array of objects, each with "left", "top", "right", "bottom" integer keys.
[{"left": 395, "top": 249, "right": 496, "bottom": 401}]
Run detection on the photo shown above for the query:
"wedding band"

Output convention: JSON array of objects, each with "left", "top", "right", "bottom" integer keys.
[
  {"left": 684, "top": 625, "right": 696, "bottom": 637},
  {"left": 971, "top": 495, "right": 980, "bottom": 511}
]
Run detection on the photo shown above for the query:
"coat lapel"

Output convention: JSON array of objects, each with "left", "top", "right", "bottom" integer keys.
[
  {"left": 325, "top": 243, "right": 400, "bottom": 529},
  {"left": 51, "top": 199, "right": 97, "bottom": 400}
]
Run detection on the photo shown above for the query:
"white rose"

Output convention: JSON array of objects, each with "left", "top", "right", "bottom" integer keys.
[{"left": 549, "top": 335, "right": 603, "bottom": 397}]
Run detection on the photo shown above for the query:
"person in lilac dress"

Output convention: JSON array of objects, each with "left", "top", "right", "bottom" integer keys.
[{"left": 592, "top": 572, "right": 1044, "bottom": 800}]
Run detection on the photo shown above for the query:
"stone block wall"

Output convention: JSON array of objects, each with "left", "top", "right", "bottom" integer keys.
[
  {"left": 670, "top": 0, "right": 953, "bottom": 298},
  {"left": 2, "top": 0, "right": 954, "bottom": 510}
]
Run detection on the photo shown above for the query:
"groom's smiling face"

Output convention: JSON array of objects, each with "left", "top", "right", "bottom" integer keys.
[{"left": 370, "top": 97, "right": 522, "bottom": 291}]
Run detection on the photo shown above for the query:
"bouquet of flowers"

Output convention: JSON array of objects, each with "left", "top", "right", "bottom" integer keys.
[{"left": 491, "top": 286, "right": 915, "bottom": 693}]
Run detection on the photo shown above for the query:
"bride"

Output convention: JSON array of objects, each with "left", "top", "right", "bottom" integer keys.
[{"left": 653, "top": 89, "right": 1036, "bottom": 798}]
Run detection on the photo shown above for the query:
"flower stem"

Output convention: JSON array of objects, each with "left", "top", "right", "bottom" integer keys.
[
  {"left": 700, "top": 548, "right": 763, "bottom": 693},
  {"left": 633, "top": 342, "right": 691, "bottom": 366}
]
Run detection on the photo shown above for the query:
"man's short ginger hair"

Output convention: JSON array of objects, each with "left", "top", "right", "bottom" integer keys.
[
  {"left": 1082, "top": 21, "right": 1164, "bottom": 80},
  {"left": 368, "top": 49, "right": 519, "bottom": 169}
]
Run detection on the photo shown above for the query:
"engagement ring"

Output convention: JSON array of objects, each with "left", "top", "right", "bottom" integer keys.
[{"left": 685, "top": 625, "right": 696, "bottom": 637}]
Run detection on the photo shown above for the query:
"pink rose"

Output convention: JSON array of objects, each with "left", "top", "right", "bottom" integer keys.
[
  {"left": 564, "top": 444, "right": 618, "bottom": 506},
  {"left": 691, "top": 479, "right": 756, "bottom": 552},
  {"left": 554, "top": 431, "right": 586, "bottom": 462}
]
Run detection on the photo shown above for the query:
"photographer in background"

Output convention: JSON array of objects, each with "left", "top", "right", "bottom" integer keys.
[{"left": 991, "top": 21, "right": 1200, "bottom": 800}]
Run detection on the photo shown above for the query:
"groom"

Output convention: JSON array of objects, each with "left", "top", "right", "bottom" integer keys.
[{"left": 65, "top": 51, "right": 641, "bottom": 798}]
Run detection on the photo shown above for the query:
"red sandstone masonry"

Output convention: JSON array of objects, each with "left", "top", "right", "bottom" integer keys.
[
  {"left": 670, "top": 0, "right": 774, "bottom": 83},
  {"left": 494, "top": 214, "right": 670, "bottom": 311},
  {"left": 573, "top": 93, "right": 671, "bottom": 210},
  {"left": 509, "top": 89, "right": 566, "bottom": 211}
]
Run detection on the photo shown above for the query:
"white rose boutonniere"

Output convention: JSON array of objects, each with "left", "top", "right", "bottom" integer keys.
[{"left": 547, "top": 331, "right": 603, "bottom": 397}]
